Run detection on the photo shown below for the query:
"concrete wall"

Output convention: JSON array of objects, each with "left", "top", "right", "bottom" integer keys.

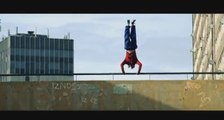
[{"left": 0, "top": 80, "right": 224, "bottom": 110}]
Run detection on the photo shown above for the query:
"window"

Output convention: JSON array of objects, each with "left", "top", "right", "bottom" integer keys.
[
  {"left": 50, "top": 39, "right": 54, "bottom": 50},
  {"left": 64, "top": 51, "right": 69, "bottom": 58},
  {"left": 40, "top": 69, "right": 44, "bottom": 74},
  {"left": 50, "top": 69, "right": 54, "bottom": 74},
  {"left": 50, "top": 57, "right": 54, "bottom": 62},
  {"left": 64, "top": 62, "right": 68, "bottom": 74},
  {"left": 45, "top": 56, "right": 49, "bottom": 62},
  {"left": 36, "top": 69, "right": 39, "bottom": 74},
  {"left": 21, "top": 55, "right": 24, "bottom": 61},
  {"left": 10, "top": 55, "right": 14, "bottom": 61},
  {"left": 25, "top": 62, "right": 29, "bottom": 74},
  {"left": 64, "top": 57, "right": 68, "bottom": 63},
  {"left": 69, "top": 70, "right": 73, "bottom": 74},
  {"left": 60, "top": 63, "right": 63, "bottom": 73},
  {"left": 30, "top": 56, "right": 34, "bottom": 62},
  {"left": 16, "top": 37, "right": 20, "bottom": 49},
  {"left": 16, "top": 55, "right": 19, "bottom": 61},
  {"left": 10, "top": 62, "right": 15, "bottom": 73},
  {"left": 36, "top": 56, "right": 39, "bottom": 62},
  {"left": 36, "top": 62, "right": 39, "bottom": 74},
  {"left": 60, "top": 39, "right": 63, "bottom": 50},
  {"left": 55, "top": 50, "right": 59, "bottom": 56},
  {"left": 31, "top": 62, "right": 34, "bottom": 74},
  {"left": 64, "top": 39, "right": 68, "bottom": 51},
  {"left": 69, "top": 40, "right": 73, "bottom": 51},
  {"left": 10, "top": 36, "right": 15, "bottom": 48},
  {"left": 40, "top": 50, "right": 44, "bottom": 57},
  {"left": 55, "top": 56, "right": 59, "bottom": 63},
  {"left": 49, "top": 62, "right": 54, "bottom": 74},
  {"left": 35, "top": 37, "right": 39, "bottom": 49},
  {"left": 16, "top": 68, "right": 20, "bottom": 74},
  {"left": 40, "top": 61, "right": 44, "bottom": 73},
  {"left": 60, "top": 70, "right": 63, "bottom": 74},
  {"left": 69, "top": 51, "right": 73, "bottom": 58},
  {"left": 21, "top": 68, "right": 24, "bottom": 74},
  {"left": 40, "top": 56, "right": 44, "bottom": 62},
  {"left": 55, "top": 39, "right": 59, "bottom": 50},
  {"left": 31, "top": 37, "right": 34, "bottom": 49},
  {"left": 50, "top": 50, "right": 54, "bottom": 58},
  {"left": 69, "top": 58, "right": 73, "bottom": 64},
  {"left": 21, "top": 38, "right": 25, "bottom": 48},
  {"left": 40, "top": 38, "right": 44, "bottom": 49},
  {"left": 26, "top": 56, "right": 29, "bottom": 62},
  {"left": 20, "top": 62, "right": 25, "bottom": 71},
  {"left": 55, "top": 69, "right": 59, "bottom": 74},
  {"left": 60, "top": 57, "right": 63, "bottom": 63},
  {"left": 45, "top": 38, "right": 49, "bottom": 50},
  {"left": 69, "top": 66, "right": 73, "bottom": 74},
  {"left": 45, "top": 62, "right": 49, "bottom": 74},
  {"left": 25, "top": 37, "right": 30, "bottom": 49}
]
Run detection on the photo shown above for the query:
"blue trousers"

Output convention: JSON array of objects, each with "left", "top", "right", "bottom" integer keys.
[{"left": 124, "top": 25, "right": 137, "bottom": 50}]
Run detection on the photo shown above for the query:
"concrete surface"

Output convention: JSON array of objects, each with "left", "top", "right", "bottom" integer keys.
[{"left": 0, "top": 80, "right": 223, "bottom": 110}]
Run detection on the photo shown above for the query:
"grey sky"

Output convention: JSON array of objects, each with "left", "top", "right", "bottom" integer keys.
[{"left": 0, "top": 14, "right": 192, "bottom": 80}]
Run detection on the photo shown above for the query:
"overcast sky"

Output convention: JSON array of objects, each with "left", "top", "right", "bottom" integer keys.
[{"left": 0, "top": 14, "right": 192, "bottom": 80}]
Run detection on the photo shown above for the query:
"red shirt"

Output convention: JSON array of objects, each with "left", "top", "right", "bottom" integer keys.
[{"left": 120, "top": 50, "right": 142, "bottom": 74}]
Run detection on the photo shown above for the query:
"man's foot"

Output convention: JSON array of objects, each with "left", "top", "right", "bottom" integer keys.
[
  {"left": 132, "top": 20, "right": 136, "bottom": 25},
  {"left": 127, "top": 20, "right": 130, "bottom": 25}
]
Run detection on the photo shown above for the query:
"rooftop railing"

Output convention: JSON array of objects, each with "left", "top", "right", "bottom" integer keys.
[{"left": 1, "top": 72, "right": 224, "bottom": 81}]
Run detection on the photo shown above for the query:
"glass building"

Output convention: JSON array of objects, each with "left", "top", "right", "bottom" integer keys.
[{"left": 0, "top": 31, "right": 74, "bottom": 82}]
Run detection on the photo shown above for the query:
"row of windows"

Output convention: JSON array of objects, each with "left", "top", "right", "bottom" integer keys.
[
  {"left": 11, "top": 68, "right": 73, "bottom": 74},
  {"left": 11, "top": 62, "right": 73, "bottom": 74},
  {"left": 11, "top": 49, "right": 73, "bottom": 58},
  {"left": 10, "top": 65, "right": 73, "bottom": 74},
  {"left": 10, "top": 55, "right": 73, "bottom": 63},
  {"left": 10, "top": 36, "right": 73, "bottom": 51},
  {"left": 12, "top": 61, "right": 73, "bottom": 69}
]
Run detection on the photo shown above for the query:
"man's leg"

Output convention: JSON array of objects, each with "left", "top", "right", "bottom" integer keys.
[
  {"left": 124, "top": 20, "right": 131, "bottom": 50},
  {"left": 130, "top": 20, "right": 137, "bottom": 49}
]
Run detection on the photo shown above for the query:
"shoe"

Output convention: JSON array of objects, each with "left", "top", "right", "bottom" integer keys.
[
  {"left": 127, "top": 20, "right": 130, "bottom": 25},
  {"left": 132, "top": 20, "right": 136, "bottom": 25}
]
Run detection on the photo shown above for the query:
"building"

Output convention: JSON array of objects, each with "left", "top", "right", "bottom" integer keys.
[
  {"left": 192, "top": 14, "right": 224, "bottom": 80},
  {"left": 0, "top": 31, "right": 74, "bottom": 82}
]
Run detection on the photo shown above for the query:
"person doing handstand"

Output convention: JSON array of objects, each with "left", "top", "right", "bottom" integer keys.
[{"left": 120, "top": 20, "right": 142, "bottom": 74}]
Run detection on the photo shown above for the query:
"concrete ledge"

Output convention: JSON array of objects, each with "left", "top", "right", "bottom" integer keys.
[{"left": 0, "top": 80, "right": 223, "bottom": 110}]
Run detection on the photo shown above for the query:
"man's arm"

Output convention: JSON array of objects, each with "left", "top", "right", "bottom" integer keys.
[
  {"left": 120, "top": 61, "right": 126, "bottom": 74},
  {"left": 136, "top": 60, "right": 142, "bottom": 74}
]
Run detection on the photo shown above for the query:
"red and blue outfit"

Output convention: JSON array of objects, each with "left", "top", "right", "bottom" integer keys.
[{"left": 120, "top": 23, "right": 142, "bottom": 74}]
